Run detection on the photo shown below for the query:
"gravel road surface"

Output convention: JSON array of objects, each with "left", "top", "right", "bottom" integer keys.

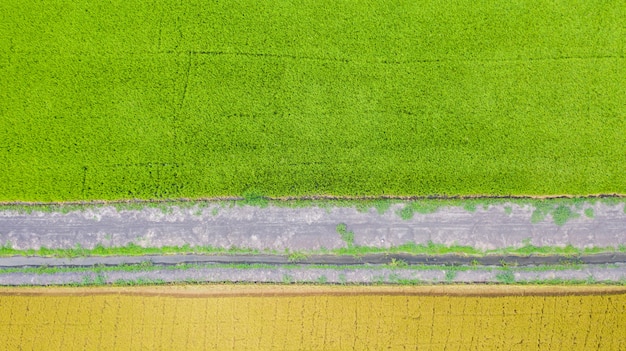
[
  {"left": 1, "top": 202, "right": 624, "bottom": 251},
  {"left": 1, "top": 264, "right": 624, "bottom": 286},
  {"left": 1, "top": 201, "right": 625, "bottom": 285}
]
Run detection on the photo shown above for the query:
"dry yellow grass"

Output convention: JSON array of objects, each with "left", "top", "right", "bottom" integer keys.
[{"left": 0, "top": 285, "right": 625, "bottom": 350}]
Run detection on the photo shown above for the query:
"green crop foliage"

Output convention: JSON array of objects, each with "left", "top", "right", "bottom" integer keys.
[{"left": 1, "top": 0, "right": 625, "bottom": 201}]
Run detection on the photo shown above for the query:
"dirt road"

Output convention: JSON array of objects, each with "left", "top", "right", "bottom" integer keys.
[{"left": 1, "top": 202, "right": 625, "bottom": 251}]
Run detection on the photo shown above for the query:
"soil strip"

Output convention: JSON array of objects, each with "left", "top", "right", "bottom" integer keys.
[{"left": 1, "top": 284, "right": 625, "bottom": 297}]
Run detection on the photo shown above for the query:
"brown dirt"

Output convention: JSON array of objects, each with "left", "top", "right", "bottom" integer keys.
[{"left": 2, "top": 284, "right": 626, "bottom": 297}]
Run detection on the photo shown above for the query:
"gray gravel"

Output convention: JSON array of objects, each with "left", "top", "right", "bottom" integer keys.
[
  {"left": 1, "top": 201, "right": 624, "bottom": 251},
  {"left": 1, "top": 201, "right": 625, "bottom": 285},
  {"left": 1, "top": 264, "right": 625, "bottom": 286}
]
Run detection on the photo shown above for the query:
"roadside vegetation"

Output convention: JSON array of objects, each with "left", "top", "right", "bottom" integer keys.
[
  {"left": 1, "top": 240, "right": 624, "bottom": 259},
  {"left": 2, "top": 261, "right": 624, "bottom": 287},
  {"left": 1, "top": 196, "right": 624, "bottom": 227}
]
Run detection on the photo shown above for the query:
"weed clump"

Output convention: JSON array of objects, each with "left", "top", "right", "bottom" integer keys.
[
  {"left": 241, "top": 190, "right": 269, "bottom": 208},
  {"left": 336, "top": 223, "right": 355, "bottom": 248},
  {"left": 495, "top": 271, "right": 515, "bottom": 284},
  {"left": 552, "top": 205, "right": 578, "bottom": 226}
]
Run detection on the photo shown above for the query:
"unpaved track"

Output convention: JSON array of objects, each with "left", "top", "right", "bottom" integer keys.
[
  {"left": 2, "top": 201, "right": 626, "bottom": 286},
  {"left": 2, "top": 263, "right": 626, "bottom": 286},
  {"left": 1, "top": 202, "right": 625, "bottom": 251}
]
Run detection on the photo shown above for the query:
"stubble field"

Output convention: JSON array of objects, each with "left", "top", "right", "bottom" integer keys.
[{"left": 1, "top": 285, "right": 625, "bottom": 350}]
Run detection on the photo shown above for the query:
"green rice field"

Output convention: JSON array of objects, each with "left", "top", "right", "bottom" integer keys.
[{"left": 1, "top": 0, "right": 625, "bottom": 201}]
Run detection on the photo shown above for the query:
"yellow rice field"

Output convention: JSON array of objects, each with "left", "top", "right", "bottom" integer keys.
[{"left": 0, "top": 285, "right": 625, "bottom": 350}]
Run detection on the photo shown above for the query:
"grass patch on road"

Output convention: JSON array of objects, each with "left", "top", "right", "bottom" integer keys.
[{"left": 336, "top": 223, "right": 355, "bottom": 248}]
